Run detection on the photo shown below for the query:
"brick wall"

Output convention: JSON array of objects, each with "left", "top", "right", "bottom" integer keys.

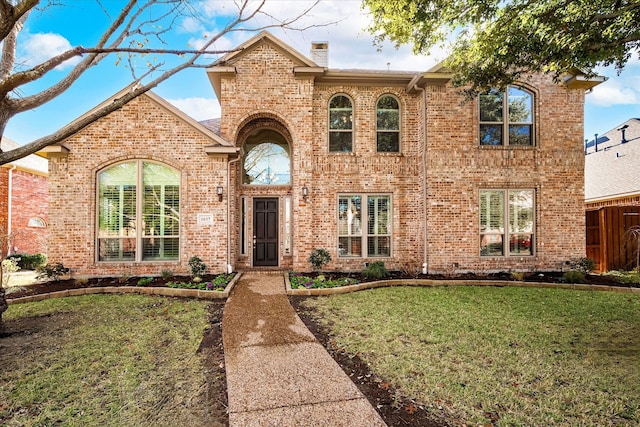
[
  {"left": 48, "top": 94, "right": 229, "bottom": 278},
  {"left": 0, "top": 167, "right": 48, "bottom": 258},
  {"left": 10, "top": 170, "right": 48, "bottom": 256}
]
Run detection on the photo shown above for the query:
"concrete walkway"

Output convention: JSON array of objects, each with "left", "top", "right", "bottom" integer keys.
[{"left": 222, "top": 272, "right": 386, "bottom": 426}]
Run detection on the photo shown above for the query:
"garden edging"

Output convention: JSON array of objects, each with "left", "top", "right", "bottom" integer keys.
[
  {"left": 7, "top": 271, "right": 244, "bottom": 306},
  {"left": 284, "top": 273, "right": 640, "bottom": 296}
]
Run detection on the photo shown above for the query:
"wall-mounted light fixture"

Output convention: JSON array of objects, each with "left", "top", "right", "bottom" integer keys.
[
  {"left": 302, "top": 185, "right": 309, "bottom": 202},
  {"left": 217, "top": 186, "right": 224, "bottom": 202}
]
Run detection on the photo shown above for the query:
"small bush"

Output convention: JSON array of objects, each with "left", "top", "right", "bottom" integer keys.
[
  {"left": 161, "top": 269, "right": 174, "bottom": 279},
  {"left": 2, "top": 258, "right": 20, "bottom": 287},
  {"left": 7, "top": 253, "right": 47, "bottom": 270},
  {"left": 563, "top": 270, "right": 585, "bottom": 284},
  {"left": 188, "top": 256, "right": 207, "bottom": 278},
  {"left": 363, "top": 261, "right": 388, "bottom": 280},
  {"left": 511, "top": 271, "right": 526, "bottom": 281},
  {"left": 308, "top": 248, "right": 331, "bottom": 271},
  {"left": 569, "top": 257, "right": 596, "bottom": 274},
  {"left": 36, "top": 263, "right": 69, "bottom": 281},
  {"left": 137, "top": 277, "right": 154, "bottom": 287}
]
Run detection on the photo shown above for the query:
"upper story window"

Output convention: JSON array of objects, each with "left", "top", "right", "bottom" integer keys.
[
  {"left": 376, "top": 95, "right": 400, "bottom": 152},
  {"left": 480, "top": 86, "right": 533, "bottom": 146},
  {"left": 98, "top": 160, "right": 180, "bottom": 262},
  {"left": 329, "top": 94, "right": 353, "bottom": 152},
  {"left": 27, "top": 217, "right": 46, "bottom": 228}
]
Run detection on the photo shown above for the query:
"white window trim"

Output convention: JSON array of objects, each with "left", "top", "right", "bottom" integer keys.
[
  {"left": 376, "top": 94, "right": 401, "bottom": 153},
  {"left": 328, "top": 93, "right": 354, "bottom": 153}
]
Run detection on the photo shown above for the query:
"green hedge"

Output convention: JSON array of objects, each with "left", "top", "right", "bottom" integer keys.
[{"left": 6, "top": 253, "right": 47, "bottom": 270}]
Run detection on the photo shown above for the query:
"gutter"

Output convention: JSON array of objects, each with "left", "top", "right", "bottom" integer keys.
[{"left": 226, "top": 151, "right": 242, "bottom": 274}]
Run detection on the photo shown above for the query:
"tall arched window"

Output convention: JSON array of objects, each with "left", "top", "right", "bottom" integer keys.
[
  {"left": 98, "top": 160, "right": 180, "bottom": 261},
  {"left": 329, "top": 94, "right": 353, "bottom": 152},
  {"left": 376, "top": 95, "right": 400, "bottom": 152},
  {"left": 480, "top": 86, "right": 534, "bottom": 146},
  {"left": 243, "top": 129, "right": 291, "bottom": 185}
]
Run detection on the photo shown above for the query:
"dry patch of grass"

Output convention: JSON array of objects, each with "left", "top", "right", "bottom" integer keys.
[
  {"left": 302, "top": 286, "right": 640, "bottom": 426},
  {"left": 0, "top": 294, "right": 221, "bottom": 426}
]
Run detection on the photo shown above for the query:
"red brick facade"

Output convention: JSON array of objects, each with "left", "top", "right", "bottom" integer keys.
[
  {"left": 0, "top": 167, "right": 48, "bottom": 258},
  {"left": 47, "top": 32, "right": 588, "bottom": 277}
]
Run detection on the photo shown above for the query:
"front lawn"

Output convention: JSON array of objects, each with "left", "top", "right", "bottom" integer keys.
[
  {"left": 0, "top": 295, "right": 226, "bottom": 426},
  {"left": 299, "top": 286, "right": 640, "bottom": 426}
]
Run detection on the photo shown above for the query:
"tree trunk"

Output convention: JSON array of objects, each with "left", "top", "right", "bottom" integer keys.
[{"left": 0, "top": 287, "right": 6, "bottom": 323}]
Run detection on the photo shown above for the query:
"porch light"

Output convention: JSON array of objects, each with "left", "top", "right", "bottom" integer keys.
[
  {"left": 217, "top": 186, "right": 224, "bottom": 202},
  {"left": 302, "top": 185, "right": 309, "bottom": 202}
]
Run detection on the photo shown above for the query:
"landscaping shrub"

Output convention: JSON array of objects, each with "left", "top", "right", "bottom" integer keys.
[
  {"left": 7, "top": 253, "right": 47, "bottom": 270},
  {"left": 362, "top": 261, "right": 388, "bottom": 280},
  {"left": 36, "top": 263, "right": 70, "bottom": 281},
  {"left": 188, "top": 256, "right": 207, "bottom": 278},
  {"left": 569, "top": 257, "right": 596, "bottom": 274},
  {"left": 308, "top": 248, "right": 331, "bottom": 271},
  {"left": 563, "top": 270, "right": 585, "bottom": 284},
  {"left": 137, "top": 277, "right": 154, "bottom": 286}
]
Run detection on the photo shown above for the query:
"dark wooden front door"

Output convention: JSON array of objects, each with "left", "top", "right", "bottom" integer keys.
[{"left": 253, "top": 198, "right": 279, "bottom": 266}]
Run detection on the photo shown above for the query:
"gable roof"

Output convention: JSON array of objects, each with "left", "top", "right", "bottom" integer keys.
[
  {"left": 213, "top": 31, "right": 317, "bottom": 68},
  {"left": 40, "top": 84, "right": 236, "bottom": 157},
  {"left": 1, "top": 136, "right": 48, "bottom": 175},
  {"left": 585, "top": 118, "right": 640, "bottom": 202}
]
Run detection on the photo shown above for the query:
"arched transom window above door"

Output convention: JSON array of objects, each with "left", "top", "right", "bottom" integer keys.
[{"left": 243, "top": 129, "right": 291, "bottom": 185}]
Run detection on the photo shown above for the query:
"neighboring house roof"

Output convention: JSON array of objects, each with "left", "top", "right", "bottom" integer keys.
[
  {"left": 0, "top": 136, "right": 48, "bottom": 175},
  {"left": 585, "top": 118, "right": 640, "bottom": 202},
  {"left": 199, "top": 118, "right": 221, "bottom": 135}
]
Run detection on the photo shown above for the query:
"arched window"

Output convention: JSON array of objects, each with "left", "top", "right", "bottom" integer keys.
[
  {"left": 480, "top": 86, "right": 534, "bottom": 146},
  {"left": 376, "top": 95, "right": 400, "bottom": 152},
  {"left": 243, "top": 129, "right": 291, "bottom": 185},
  {"left": 97, "top": 160, "right": 180, "bottom": 262},
  {"left": 27, "top": 217, "right": 46, "bottom": 228},
  {"left": 329, "top": 94, "right": 353, "bottom": 152}
]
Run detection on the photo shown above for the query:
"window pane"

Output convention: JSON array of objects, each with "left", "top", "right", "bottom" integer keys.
[
  {"left": 243, "top": 142, "right": 291, "bottom": 185},
  {"left": 509, "top": 234, "right": 533, "bottom": 255},
  {"left": 480, "top": 91, "right": 503, "bottom": 122},
  {"left": 339, "top": 237, "right": 362, "bottom": 257},
  {"left": 99, "top": 238, "right": 136, "bottom": 261},
  {"left": 338, "top": 196, "right": 362, "bottom": 257},
  {"left": 377, "top": 96, "right": 399, "bottom": 130},
  {"left": 329, "top": 95, "right": 352, "bottom": 130},
  {"left": 508, "top": 87, "right": 532, "bottom": 123},
  {"left": 508, "top": 125, "right": 532, "bottom": 146},
  {"left": 377, "top": 132, "right": 399, "bottom": 152},
  {"left": 509, "top": 190, "right": 534, "bottom": 233},
  {"left": 480, "top": 234, "right": 504, "bottom": 256},
  {"left": 329, "top": 131, "right": 353, "bottom": 152},
  {"left": 329, "top": 110, "right": 353, "bottom": 130},
  {"left": 142, "top": 237, "right": 179, "bottom": 260},
  {"left": 480, "top": 191, "right": 504, "bottom": 232},
  {"left": 368, "top": 236, "right": 390, "bottom": 257},
  {"left": 480, "top": 124, "right": 503, "bottom": 146},
  {"left": 480, "top": 191, "right": 504, "bottom": 256}
]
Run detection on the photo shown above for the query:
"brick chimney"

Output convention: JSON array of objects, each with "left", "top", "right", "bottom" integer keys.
[{"left": 311, "top": 42, "right": 328, "bottom": 67}]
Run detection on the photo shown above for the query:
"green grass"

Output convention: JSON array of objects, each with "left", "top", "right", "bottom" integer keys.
[
  {"left": 1, "top": 295, "right": 213, "bottom": 426},
  {"left": 301, "top": 286, "right": 640, "bottom": 426}
]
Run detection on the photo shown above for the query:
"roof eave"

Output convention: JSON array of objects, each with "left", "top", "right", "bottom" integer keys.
[
  {"left": 206, "top": 66, "right": 237, "bottom": 101},
  {"left": 36, "top": 144, "right": 70, "bottom": 158},
  {"left": 565, "top": 74, "right": 608, "bottom": 91}
]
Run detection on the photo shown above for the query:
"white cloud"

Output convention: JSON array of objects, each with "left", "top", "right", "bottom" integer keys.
[
  {"left": 20, "top": 33, "right": 80, "bottom": 70},
  {"left": 167, "top": 97, "right": 220, "bottom": 121},
  {"left": 588, "top": 64, "right": 640, "bottom": 107}
]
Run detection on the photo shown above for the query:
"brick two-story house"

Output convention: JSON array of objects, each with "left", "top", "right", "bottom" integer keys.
[{"left": 41, "top": 32, "right": 601, "bottom": 278}]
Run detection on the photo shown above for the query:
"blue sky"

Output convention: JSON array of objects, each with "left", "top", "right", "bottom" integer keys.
[{"left": 4, "top": 0, "right": 639, "bottom": 145}]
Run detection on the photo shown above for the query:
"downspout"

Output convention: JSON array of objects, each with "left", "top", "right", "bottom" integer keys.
[
  {"left": 226, "top": 151, "right": 242, "bottom": 274},
  {"left": 7, "top": 165, "right": 17, "bottom": 255},
  {"left": 413, "top": 83, "right": 429, "bottom": 274}
]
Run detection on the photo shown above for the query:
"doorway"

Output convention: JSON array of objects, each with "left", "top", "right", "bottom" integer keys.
[{"left": 253, "top": 198, "right": 279, "bottom": 266}]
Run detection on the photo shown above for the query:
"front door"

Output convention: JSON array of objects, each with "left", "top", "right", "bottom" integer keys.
[{"left": 253, "top": 198, "right": 279, "bottom": 266}]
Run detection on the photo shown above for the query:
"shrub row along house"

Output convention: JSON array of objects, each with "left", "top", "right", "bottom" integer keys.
[{"left": 38, "top": 32, "right": 603, "bottom": 278}]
